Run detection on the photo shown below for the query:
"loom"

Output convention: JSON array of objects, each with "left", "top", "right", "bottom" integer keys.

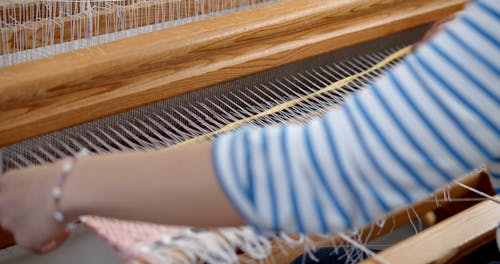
[{"left": 0, "top": 0, "right": 498, "bottom": 263}]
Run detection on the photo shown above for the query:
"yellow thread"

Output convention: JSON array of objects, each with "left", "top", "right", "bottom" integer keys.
[{"left": 173, "top": 46, "right": 413, "bottom": 148}]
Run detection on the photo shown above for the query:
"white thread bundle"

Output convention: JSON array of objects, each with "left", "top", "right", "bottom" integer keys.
[{"left": 0, "top": 0, "right": 274, "bottom": 66}]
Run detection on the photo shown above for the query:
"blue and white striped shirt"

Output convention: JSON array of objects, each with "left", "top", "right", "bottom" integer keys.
[{"left": 213, "top": 0, "right": 500, "bottom": 242}]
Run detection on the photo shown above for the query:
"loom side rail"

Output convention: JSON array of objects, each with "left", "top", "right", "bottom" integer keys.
[
  {"left": 362, "top": 194, "right": 500, "bottom": 264},
  {"left": 0, "top": 0, "right": 466, "bottom": 146},
  {"left": 238, "top": 171, "right": 496, "bottom": 263}
]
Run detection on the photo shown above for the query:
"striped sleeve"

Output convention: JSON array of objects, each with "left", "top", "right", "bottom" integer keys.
[{"left": 212, "top": 0, "right": 500, "bottom": 235}]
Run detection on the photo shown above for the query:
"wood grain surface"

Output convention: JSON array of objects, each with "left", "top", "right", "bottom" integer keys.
[{"left": 0, "top": 0, "right": 466, "bottom": 146}]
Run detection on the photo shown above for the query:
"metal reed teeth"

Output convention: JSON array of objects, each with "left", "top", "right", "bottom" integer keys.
[{"left": 0, "top": 45, "right": 408, "bottom": 172}]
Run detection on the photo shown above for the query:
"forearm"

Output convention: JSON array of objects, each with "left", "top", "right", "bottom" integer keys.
[{"left": 60, "top": 141, "right": 245, "bottom": 227}]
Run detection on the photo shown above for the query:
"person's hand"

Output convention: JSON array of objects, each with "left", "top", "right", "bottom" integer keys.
[
  {"left": 414, "top": 14, "right": 457, "bottom": 51},
  {"left": 0, "top": 161, "right": 70, "bottom": 253}
]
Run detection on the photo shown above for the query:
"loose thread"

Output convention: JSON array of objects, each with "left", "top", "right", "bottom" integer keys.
[
  {"left": 338, "top": 233, "right": 391, "bottom": 264},
  {"left": 453, "top": 180, "right": 500, "bottom": 205}
]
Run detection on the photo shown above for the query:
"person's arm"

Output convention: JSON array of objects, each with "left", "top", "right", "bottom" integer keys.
[
  {"left": 0, "top": 141, "right": 244, "bottom": 251},
  {"left": 62, "top": 142, "right": 244, "bottom": 227}
]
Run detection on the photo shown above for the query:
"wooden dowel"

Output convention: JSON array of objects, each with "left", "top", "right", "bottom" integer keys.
[
  {"left": 0, "top": 0, "right": 120, "bottom": 24},
  {"left": 0, "top": 0, "right": 190, "bottom": 25},
  {"left": 0, "top": 0, "right": 466, "bottom": 146},
  {"left": 1, "top": 0, "right": 264, "bottom": 55},
  {"left": 1, "top": 1, "right": 174, "bottom": 54}
]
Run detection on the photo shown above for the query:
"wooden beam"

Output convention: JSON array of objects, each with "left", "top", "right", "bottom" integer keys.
[
  {"left": 0, "top": 0, "right": 466, "bottom": 146},
  {"left": 0, "top": 0, "right": 116, "bottom": 25},
  {"left": 361, "top": 194, "right": 500, "bottom": 264},
  {"left": 1, "top": 1, "right": 67, "bottom": 25},
  {"left": 1, "top": 0, "right": 264, "bottom": 55}
]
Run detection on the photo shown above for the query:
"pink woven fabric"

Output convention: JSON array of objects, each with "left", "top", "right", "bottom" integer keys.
[{"left": 83, "top": 216, "right": 189, "bottom": 263}]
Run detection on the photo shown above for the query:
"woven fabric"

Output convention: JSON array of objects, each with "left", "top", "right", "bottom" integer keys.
[{"left": 83, "top": 216, "right": 188, "bottom": 263}]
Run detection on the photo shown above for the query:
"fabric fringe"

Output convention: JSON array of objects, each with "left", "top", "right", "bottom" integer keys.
[{"left": 83, "top": 215, "right": 385, "bottom": 264}]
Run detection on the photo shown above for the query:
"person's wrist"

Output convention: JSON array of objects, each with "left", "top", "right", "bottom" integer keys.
[{"left": 57, "top": 151, "right": 90, "bottom": 225}]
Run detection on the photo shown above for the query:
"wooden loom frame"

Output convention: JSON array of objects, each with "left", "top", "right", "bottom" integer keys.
[
  {"left": 2, "top": 0, "right": 495, "bottom": 263},
  {"left": 0, "top": 0, "right": 466, "bottom": 146},
  {"left": 362, "top": 194, "right": 500, "bottom": 263}
]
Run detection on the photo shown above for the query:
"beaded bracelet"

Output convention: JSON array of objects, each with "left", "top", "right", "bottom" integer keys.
[{"left": 51, "top": 149, "right": 89, "bottom": 228}]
